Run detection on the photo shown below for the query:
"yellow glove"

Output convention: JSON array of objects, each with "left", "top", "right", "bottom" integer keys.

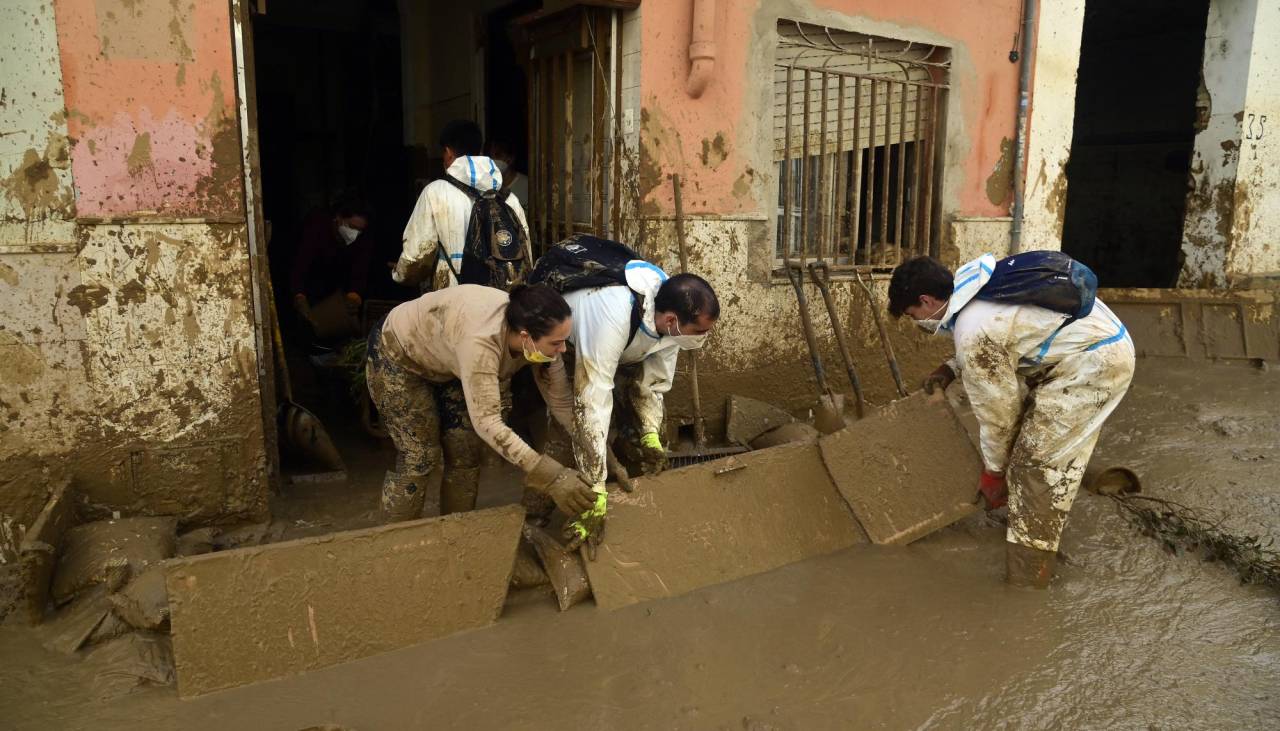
[
  {"left": 638, "top": 431, "right": 667, "bottom": 476},
  {"left": 563, "top": 491, "right": 607, "bottom": 561}
]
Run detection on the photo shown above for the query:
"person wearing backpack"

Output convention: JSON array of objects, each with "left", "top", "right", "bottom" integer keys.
[
  {"left": 888, "top": 252, "right": 1135, "bottom": 588},
  {"left": 365, "top": 283, "right": 596, "bottom": 523},
  {"left": 528, "top": 235, "right": 720, "bottom": 552},
  {"left": 392, "top": 120, "right": 532, "bottom": 292}
]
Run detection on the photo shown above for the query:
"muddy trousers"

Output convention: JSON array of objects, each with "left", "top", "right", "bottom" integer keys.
[
  {"left": 366, "top": 330, "right": 483, "bottom": 522},
  {"left": 1006, "top": 339, "right": 1136, "bottom": 553}
]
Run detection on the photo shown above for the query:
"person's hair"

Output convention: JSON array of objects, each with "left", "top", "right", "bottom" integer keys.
[
  {"left": 484, "top": 136, "right": 514, "bottom": 160},
  {"left": 439, "top": 120, "right": 483, "bottom": 157},
  {"left": 333, "top": 194, "right": 372, "bottom": 220},
  {"left": 506, "top": 284, "right": 572, "bottom": 339},
  {"left": 655, "top": 273, "right": 720, "bottom": 325},
  {"left": 887, "top": 256, "right": 953, "bottom": 318}
]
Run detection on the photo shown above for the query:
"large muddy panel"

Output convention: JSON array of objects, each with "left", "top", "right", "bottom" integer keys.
[
  {"left": 820, "top": 392, "right": 981, "bottom": 545},
  {"left": 586, "top": 442, "right": 865, "bottom": 611},
  {"left": 165, "top": 505, "right": 524, "bottom": 697},
  {"left": 1108, "top": 300, "right": 1189, "bottom": 357}
]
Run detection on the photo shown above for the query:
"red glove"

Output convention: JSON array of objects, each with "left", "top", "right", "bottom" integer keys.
[{"left": 978, "top": 470, "right": 1007, "bottom": 510}]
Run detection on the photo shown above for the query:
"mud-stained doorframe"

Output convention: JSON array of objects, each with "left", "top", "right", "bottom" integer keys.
[{"left": 230, "top": 0, "right": 280, "bottom": 489}]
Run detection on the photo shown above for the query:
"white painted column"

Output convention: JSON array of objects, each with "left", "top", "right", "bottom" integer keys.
[
  {"left": 1022, "top": 0, "right": 1087, "bottom": 251},
  {"left": 1179, "top": 0, "right": 1260, "bottom": 287},
  {"left": 1224, "top": 0, "right": 1279, "bottom": 284}
]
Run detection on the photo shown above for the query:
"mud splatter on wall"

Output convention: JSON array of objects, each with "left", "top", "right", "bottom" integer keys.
[
  {"left": 1180, "top": 0, "right": 1279, "bottom": 288},
  {"left": 1, "top": 0, "right": 266, "bottom": 537},
  {"left": 52, "top": 0, "right": 244, "bottom": 219},
  {"left": 627, "top": 0, "right": 1038, "bottom": 430}
]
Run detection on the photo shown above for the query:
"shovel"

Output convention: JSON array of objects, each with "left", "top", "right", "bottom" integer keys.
[
  {"left": 807, "top": 261, "right": 866, "bottom": 419},
  {"left": 663, "top": 174, "right": 748, "bottom": 467},
  {"left": 853, "top": 267, "right": 908, "bottom": 398},
  {"left": 784, "top": 261, "right": 845, "bottom": 434},
  {"left": 265, "top": 275, "right": 345, "bottom": 474}
]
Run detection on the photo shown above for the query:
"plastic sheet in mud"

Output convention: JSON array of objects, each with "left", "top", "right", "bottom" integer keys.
[
  {"left": 166, "top": 505, "right": 524, "bottom": 696},
  {"left": 585, "top": 441, "right": 867, "bottom": 610},
  {"left": 820, "top": 392, "right": 981, "bottom": 545}
]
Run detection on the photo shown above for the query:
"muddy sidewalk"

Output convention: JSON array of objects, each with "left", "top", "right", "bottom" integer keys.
[{"left": 1, "top": 359, "right": 1278, "bottom": 729}]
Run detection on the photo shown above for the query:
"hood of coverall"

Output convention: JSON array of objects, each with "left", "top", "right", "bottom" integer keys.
[
  {"left": 936, "top": 253, "right": 998, "bottom": 335},
  {"left": 445, "top": 155, "right": 505, "bottom": 193}
]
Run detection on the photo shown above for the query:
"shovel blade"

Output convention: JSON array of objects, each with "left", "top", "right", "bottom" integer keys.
[
  {"left": 814, "top": 393, "right": 846, "bottom": 435},
  {"left": 282, "top": 403, "right": 345, "bottom": 471}
]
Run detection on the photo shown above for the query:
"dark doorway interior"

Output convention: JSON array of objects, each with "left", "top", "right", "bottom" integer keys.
[
  {"left": 485, "top": 0, "right": 541, "bottom": 178},
  {"left": 253, "top": 0, "right": 415, "bottom": 314},
  {"left": 1061, "top": 0, "right": 1210, "bottom": 288}
]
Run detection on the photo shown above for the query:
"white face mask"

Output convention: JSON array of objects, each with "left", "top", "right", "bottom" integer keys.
[
  {"left": 337, "top": 224, "right": 361, "bottom": 245},
  {"left": 668, "top": 319, "right": 709, "bottom": 350},
  {"left": 914, "top": 300, "right": 949, "bottom": 335},
  {"left": 493, "top": 159, "right": 509, "bottom": 173}
]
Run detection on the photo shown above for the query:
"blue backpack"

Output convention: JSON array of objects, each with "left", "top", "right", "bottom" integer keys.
[{"left": 976, "top": 251, "right": 1097, "bottom": 321}]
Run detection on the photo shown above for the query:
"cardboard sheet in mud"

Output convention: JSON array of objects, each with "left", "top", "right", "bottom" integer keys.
[
  {"left": 819, "top": 392, "right": 981, "bottom": 545},
  {"left": 586, "top": 441, "right": 866, "bottom": 610},
  {"left": 166, "top": 505, "right": 524, "bottom": 697}
]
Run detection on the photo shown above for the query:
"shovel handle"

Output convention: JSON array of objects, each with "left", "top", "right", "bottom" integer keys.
[
  {"left": 853, "top": 268, "right": 908, "bottom": 398},
  {"left": 807, "top": 262, "right": 866, "bottom": 417},
  {"left": 785, "top": 262, "right": 832, "bottom": 397}
]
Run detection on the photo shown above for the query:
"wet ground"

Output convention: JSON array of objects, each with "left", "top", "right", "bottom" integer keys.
[{"left": 2, "top": 359, "right": 1278, "bottom": 729}]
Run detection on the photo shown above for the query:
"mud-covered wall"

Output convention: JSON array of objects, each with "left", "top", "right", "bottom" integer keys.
[
  {"left": 627, "top": 0, "right": 1083, "bottom": 432},
  {"left": 1224, "top": 0, "right": 1279, "bottom": 286},
  {"left": 0, "top": 0, "right": 268, "bottom": 548},
  {"left": 1020, "top": 0, "right": 1085, "bottom": 251},
  {"left": 1180, "top": 0, "right": 1279, "bottom": 288}
]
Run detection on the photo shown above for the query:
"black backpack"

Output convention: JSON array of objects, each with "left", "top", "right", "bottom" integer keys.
[
  {"left": 529, "top": 234, "right": 649, "bottom": 346},
  {"left": 442, "top": 176, "right": 532, "bottom": 292},
  {"left": 976, "top": 250, "right": 1098, "bottom": 321}
]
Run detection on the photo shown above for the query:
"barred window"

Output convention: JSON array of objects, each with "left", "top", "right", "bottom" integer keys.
[{"left": 774, "top": 21, "right": 950, "bottom": 271}]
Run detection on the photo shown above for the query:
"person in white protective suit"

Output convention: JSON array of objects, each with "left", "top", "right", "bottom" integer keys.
[
  {"left": 888, "top": 254, "right": 1136, "bottom": 588},
  {"left": 559, "top": 266, "right": 720, "bottom": 551},
  {"left": 392, "top": 119, "right": 531, "bottom": 291}
]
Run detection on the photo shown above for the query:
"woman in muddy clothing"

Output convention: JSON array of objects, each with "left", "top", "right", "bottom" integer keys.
[{"left": 365, "top": 284, "right": 598, "bottom": 523}]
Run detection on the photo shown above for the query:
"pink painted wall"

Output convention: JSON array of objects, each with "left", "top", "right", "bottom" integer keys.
[
  {"left": 52, "top": 0, "right": 244, "bottom": 219},
  {"left": 638, "top": 0, "right": 1023, "bottom": 219}
]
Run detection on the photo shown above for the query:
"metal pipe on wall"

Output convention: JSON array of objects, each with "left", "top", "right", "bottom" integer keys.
[
  {"left": 1010, "top": 0, "right": 1037, "bottom": 252},
  {"left": 687, "top": 0, "right": 716, "bottom": 98}
]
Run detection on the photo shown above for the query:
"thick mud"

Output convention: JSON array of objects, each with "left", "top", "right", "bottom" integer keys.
[{"left": 1, "top": 360, "right": 1278, "bottom": 729}]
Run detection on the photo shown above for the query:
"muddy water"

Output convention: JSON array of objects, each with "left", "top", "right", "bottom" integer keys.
[{"left": 2, "top": 360, "right": 1279, "bottom": 729}]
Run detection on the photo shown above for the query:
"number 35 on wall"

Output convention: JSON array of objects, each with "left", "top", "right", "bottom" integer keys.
[{"left": 1244, "top": 113, "right": 1267, "bottom": 141}]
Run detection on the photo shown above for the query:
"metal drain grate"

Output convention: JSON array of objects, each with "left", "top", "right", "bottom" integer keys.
[{"left": 666, "top": 446, "right": 751, "bottom": 469}]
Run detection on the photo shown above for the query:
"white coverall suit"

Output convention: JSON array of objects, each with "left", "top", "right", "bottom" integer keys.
[
  {"left": 938, "top": 254, "right": 1136, "bottom": 552},
  {"left": 562, "top": 261, "right": 680, "bottom": 488},
  {"left": 393, "top": 155, "right": 531, "bottom": 290}
]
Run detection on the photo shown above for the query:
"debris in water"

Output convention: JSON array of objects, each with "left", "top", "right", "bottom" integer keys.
[{"left": 1108, "top": 492, "right": 1280, "bottom": 590}]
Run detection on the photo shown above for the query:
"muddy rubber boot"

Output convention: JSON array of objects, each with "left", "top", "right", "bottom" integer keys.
[
  {"left": 1005, "top": 541, "right": 1058, "bottom": 589},
  {"left": 441, "top": 428, "right": 481, "bottom": 516},
  {"left": 380, "top": 470, "right": 430, "bottom": 523},
  {"left": 440, "top": 467, "right": 480, "bottom": 515}
]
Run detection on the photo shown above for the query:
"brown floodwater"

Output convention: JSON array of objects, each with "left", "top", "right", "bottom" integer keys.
[{"left": 2, "top": 360, "right": 1278, "bottom": 729}]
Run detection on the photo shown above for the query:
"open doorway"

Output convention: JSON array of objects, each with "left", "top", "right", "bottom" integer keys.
[
  {"left": 249, "top": 0, "right": 547, "bottom": 539},
  {"left": 254, "top": 0, "right": 414, "bottom": 317},
  {"left": 1060, "top": 0, "right": 1211, "bottom": 288}
]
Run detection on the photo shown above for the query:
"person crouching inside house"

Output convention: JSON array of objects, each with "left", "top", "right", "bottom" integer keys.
[
  {"left": 887, "top": 254, "right": 1135, "bottom": 588},
  {"left": 365, "top": 283, "right": 597, "bottom": 523}
]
